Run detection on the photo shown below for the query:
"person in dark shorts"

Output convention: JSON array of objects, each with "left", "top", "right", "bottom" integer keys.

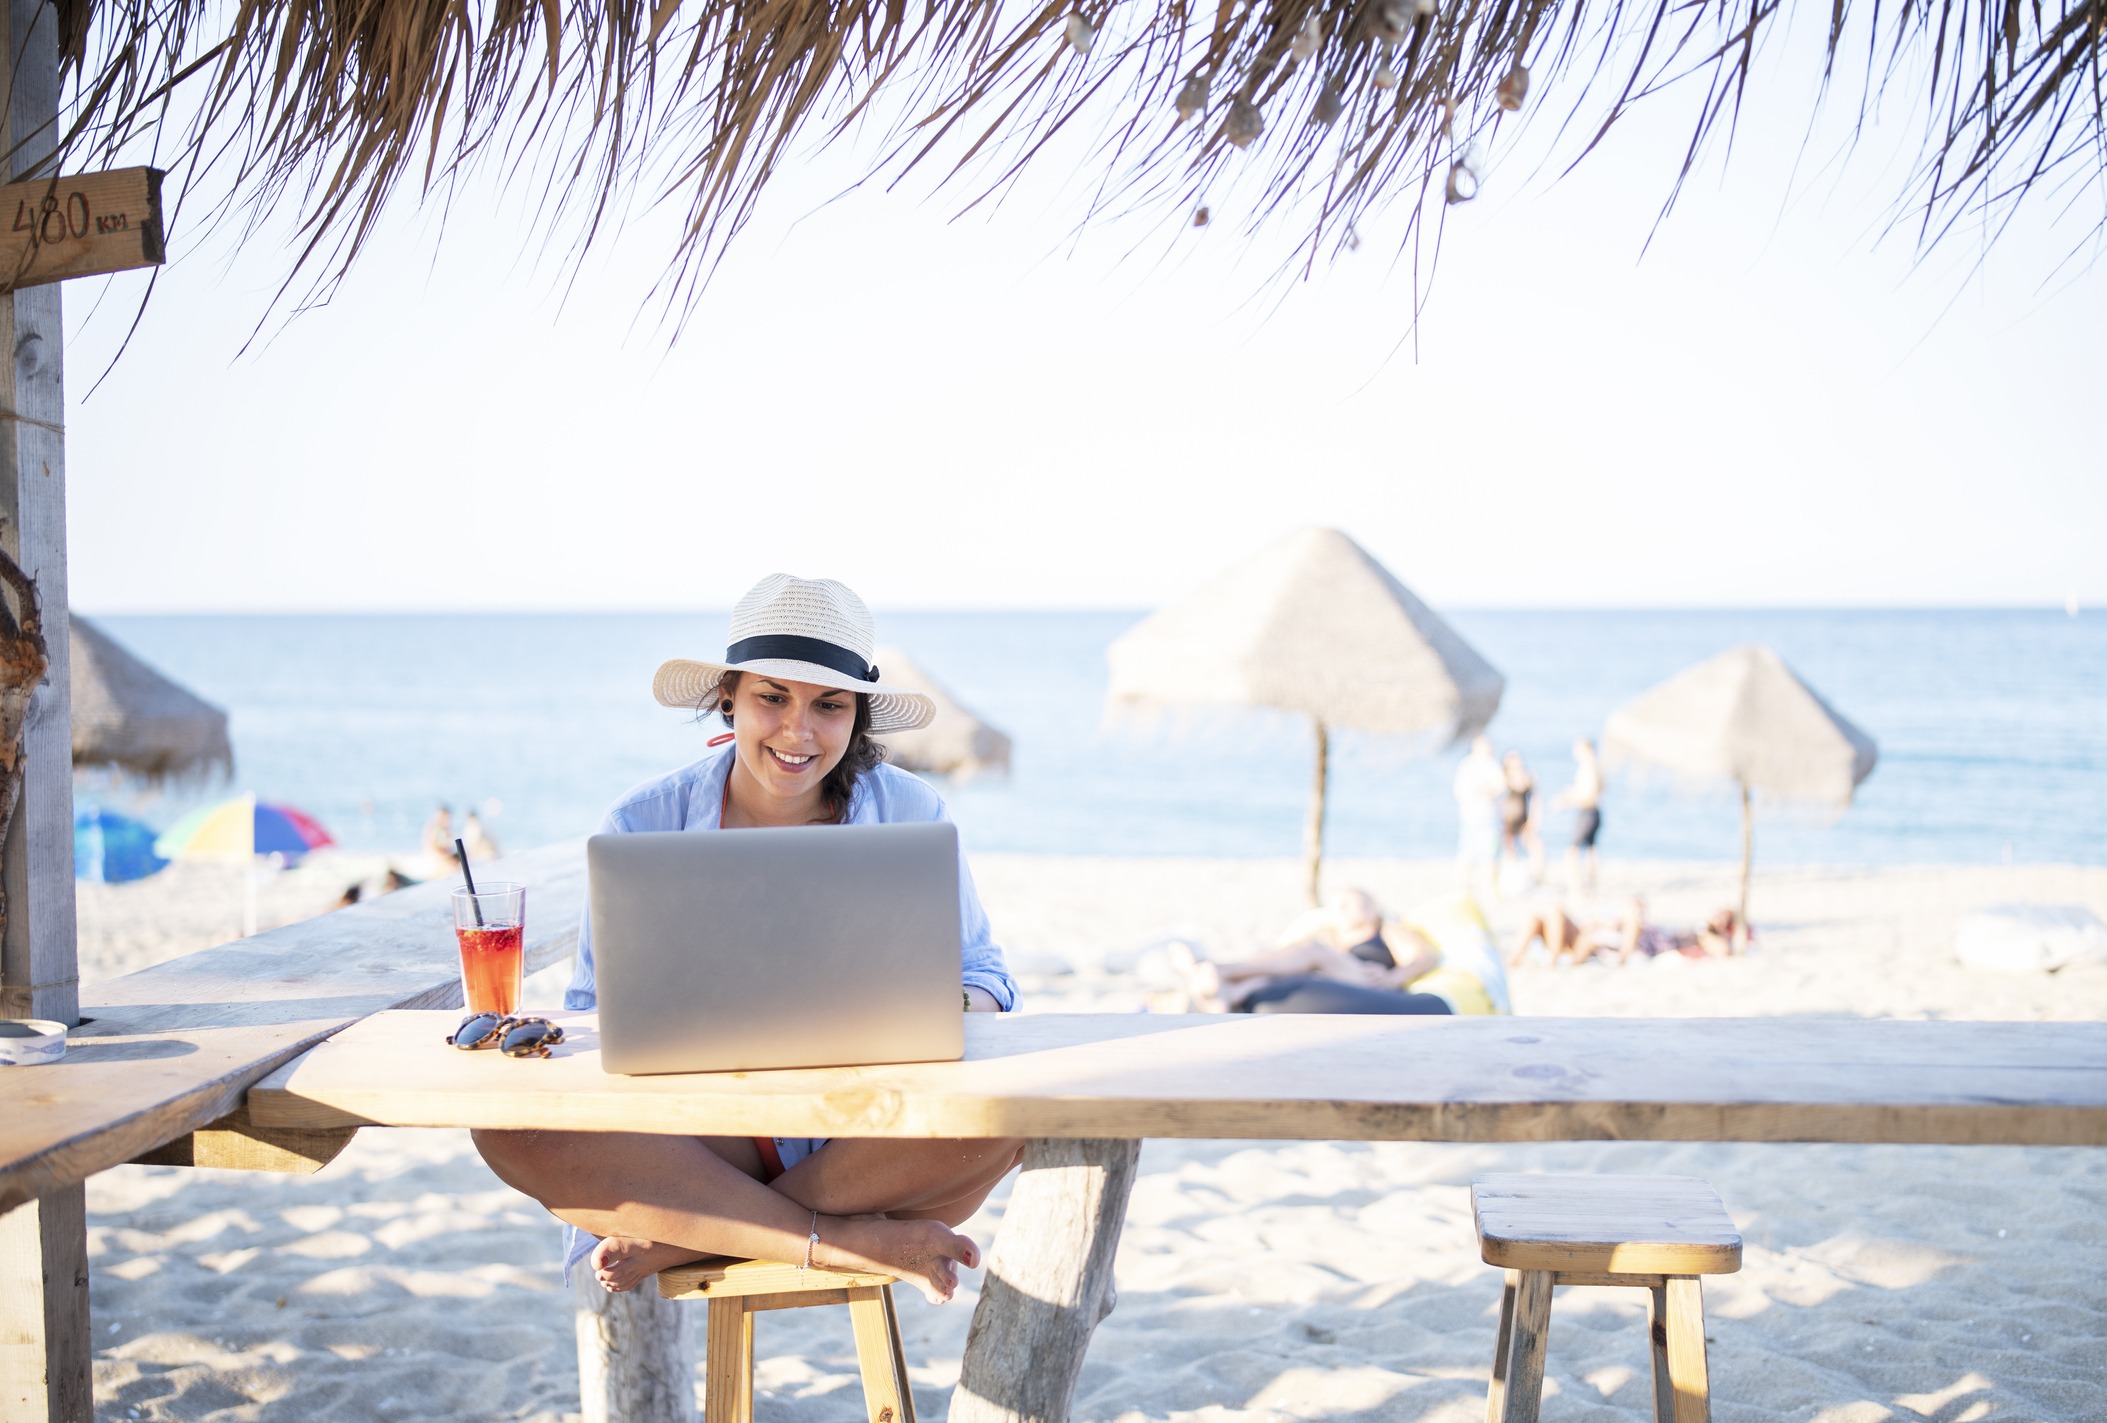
[{"left": 1554, "top": 738, "right": 1604, "bottom": 892}]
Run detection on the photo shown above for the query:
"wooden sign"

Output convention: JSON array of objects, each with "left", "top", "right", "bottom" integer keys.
[{"left": 0, "top": 166, "right": 164, "bottom": 292}]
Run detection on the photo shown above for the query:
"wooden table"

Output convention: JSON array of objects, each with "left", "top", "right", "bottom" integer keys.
[{"left": 247, "top": 1009, "right": 2107, "bottom": 1423}]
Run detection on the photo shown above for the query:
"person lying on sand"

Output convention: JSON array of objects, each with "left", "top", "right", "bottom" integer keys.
[
  {"left": 1511, "top": 898, "right": 1750, "bottom": 967},
  {"left": 471, "top": 576, "right": 1022, "bottom": 1305},
  {"left": 1178, "top": 887, "right": 1457, "bottom": 1015}
]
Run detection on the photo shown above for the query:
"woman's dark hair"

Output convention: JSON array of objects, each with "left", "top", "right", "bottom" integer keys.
[{"left": 713, "top": 670, "right": 886, "bottom": 822}]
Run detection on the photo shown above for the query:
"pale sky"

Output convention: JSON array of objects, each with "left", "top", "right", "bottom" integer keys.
[{"left": 64, "top": 14, "right": 2107, "bottom": 614}]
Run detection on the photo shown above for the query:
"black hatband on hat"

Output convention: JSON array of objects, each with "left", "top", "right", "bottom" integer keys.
[{"left": 725, "top": 634, "right": 880, "bottom": 684}]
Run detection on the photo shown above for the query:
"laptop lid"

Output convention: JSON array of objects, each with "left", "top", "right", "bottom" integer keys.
[{"left": 589, "top": 821, "right": 965, "bottom": 1075}]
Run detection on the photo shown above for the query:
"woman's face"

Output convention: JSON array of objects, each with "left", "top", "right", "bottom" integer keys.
[{"left": 730, "top": 676, "right": 856, "bottom": 801}]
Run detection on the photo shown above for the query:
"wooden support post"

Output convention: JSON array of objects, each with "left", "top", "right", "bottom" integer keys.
[
  {"left": 0, "top": 2, "right": 84, "bottom": 1418},
  {"left": 1658, "top": 1277, "right": 1710, "bottom": 1423},
  {"left": 0, "top": 1187, "right": 89, "bottom": 1423},
  {"left": 1736, "top": 781, "right": 1753, "bottom": 932},
  {"left": 701, "top": 1298, "right": 750, "bottom": 1423},
  {"left": 1495, "top": 1269, "right": 1553, "bottom": 1423},
  {"left": 951, "top": 1137, "right": 1140, "bottom": 1423},
  {"left": 1483, "top": 1271, "right": 1517, "bottom": 1423},
  {"left": 0, "top": 0, "right": 76, "bottom": 1028},
  {"left": 1302, "top": 719, "right": 1328, "bottom": 908},
  {"left": 846, "top": 1287, "right": 913, "bottom": 1423},
  {"left": 577, "top": 1278, "right": 695, "bottom": 1423}
]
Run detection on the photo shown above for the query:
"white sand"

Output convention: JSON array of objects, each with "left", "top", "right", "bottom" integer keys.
[{"left": 77, "top": 856, "right": 2107, "bottom": 1422}]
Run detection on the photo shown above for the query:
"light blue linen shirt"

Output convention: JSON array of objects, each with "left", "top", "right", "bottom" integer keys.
[{"left": 563, "top": 747, "right": 1018, "bottom": 1012}]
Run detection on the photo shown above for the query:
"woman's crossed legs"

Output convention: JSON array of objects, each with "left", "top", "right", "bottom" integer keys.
[{"left": 472, "top": 1130, "right": 1025, "bottom": 1303}]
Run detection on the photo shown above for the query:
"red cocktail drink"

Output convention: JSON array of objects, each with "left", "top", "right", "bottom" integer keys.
[
  {"left": 452, "top": 881, "right": 526, "bottom": 1015},
  {"left": 457, "top": 923, "right": 524, "bottom": 1015}
]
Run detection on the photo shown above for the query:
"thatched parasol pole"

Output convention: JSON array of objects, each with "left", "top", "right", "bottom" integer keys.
[
  {"left": 1738, "top": 779, "right": 1754, "bottom": 928},
  {"left": 1303, "top": 719, "right": 1329, "bottom": 907}
]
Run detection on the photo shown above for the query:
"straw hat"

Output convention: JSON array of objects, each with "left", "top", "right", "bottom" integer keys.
[{"left": 653, "top": 575, "right": 937, "bottom": 734}]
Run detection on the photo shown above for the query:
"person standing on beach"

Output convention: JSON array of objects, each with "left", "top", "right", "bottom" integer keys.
[
  {"left": 1553, "top": 738, "right": 1605, "bottom": 892},
  {"left": 421, "top": 803, "right": 459, "bottom": 878},
  {"left": 1499, "top": 750, "right": 1544, "bottom": 887},
  {"left": 1452, "top": 736, "right": 1505, "bottom": 899},
  {"left": 470, "top": 575, "right": 1020, "bottom": 1306}
]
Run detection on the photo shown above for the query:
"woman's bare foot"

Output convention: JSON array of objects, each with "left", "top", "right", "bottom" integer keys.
[
  {"left": 819, "top": 1214, "right": 980, "bottom": 1305},
  {"left": 591, "top": 1234, "right": 708, "bottom": 1293}
]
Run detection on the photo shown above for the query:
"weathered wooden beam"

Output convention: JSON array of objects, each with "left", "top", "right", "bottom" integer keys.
[
  {"left": 0, "top": 836, "right": 585, "bottom": 1215},
  {"left": 0, "top": 0, "right": 76, "bottom": 1035},
  {"left": 249, "top": 1010, "right": 2107, "bottom": 1148},
  {"left": 576, "top": 1281, "right": 694, "bottom": 1423},
  {"left": 0, "top": 168, "right": 163, "bottom": 293},
  {"left": 0, "top": 0, "right": 85, "bottom": 1413},
  {"left": 127, "top": 1103, "right": 357, "bottom": 1175},
  {"left": 0, "top": 1185, "right": 88, "bottom": 1423},
  {"left": 951, "top": 1137, "right": 1139, "bottom": 1423}
]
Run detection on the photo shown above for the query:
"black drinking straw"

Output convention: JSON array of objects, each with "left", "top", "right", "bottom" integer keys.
[{"left": 456, "top": 837, "right": 485, "bottom": 927}]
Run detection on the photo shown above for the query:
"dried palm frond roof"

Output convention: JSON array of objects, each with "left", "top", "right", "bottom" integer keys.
[
  {"left": 70, "top": 615, "right": 233, "bottom": 782},
  {"left": 59, "top": 0, "right": 2107, "bottom": 321}
]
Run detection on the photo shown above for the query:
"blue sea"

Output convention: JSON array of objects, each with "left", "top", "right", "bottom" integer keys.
[{"left": 85, "top": 610, "right": 2106, "bottom": 866}]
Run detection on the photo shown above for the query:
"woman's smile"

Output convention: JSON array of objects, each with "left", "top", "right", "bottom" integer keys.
[{"left": 765, "top": 746, "right": 818, "bottom": 770}]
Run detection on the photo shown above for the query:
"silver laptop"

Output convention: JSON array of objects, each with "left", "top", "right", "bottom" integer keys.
[{"left": 588, "top": 822, "right": 965, "bottom": 1075}]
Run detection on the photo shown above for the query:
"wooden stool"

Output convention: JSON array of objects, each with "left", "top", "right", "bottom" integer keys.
[
  {"left": 658, "top": 1257, "right": 916, "bottom": 1423},
  {"left": 1471, "top": 1174, "right": 1742, "bottom": 1423}
]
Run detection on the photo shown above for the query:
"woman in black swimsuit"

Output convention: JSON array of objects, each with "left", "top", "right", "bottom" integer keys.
[
  {"left": 1499, "top": 750, "right": 1544, "bottom": 885},
  {"left": 1187, "top": 887, "right": 1454, "bottom": 1015}
]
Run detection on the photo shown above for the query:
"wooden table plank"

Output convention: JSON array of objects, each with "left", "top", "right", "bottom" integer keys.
[
  {"left": 247, "top": 1010, "right": 2107, "bottom": 1146},
  {"left": 0, "top": 841, "right": 585, "bottom": 1213}
]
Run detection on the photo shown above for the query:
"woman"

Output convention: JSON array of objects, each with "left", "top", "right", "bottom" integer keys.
[
  {"left": 1499, "top": 750, "right": 1543, "bottom": 886},
  {"left": 1183, "top": 887, "right": 1453, "bottom": 1014},
  {"left": 472, "top": 575, "right": 1022, "bottom": 1304}
]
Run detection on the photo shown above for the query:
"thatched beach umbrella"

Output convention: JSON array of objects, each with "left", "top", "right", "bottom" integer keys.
[
  {"left": 872, "top": 646, "right": 1013, "bottom": 781},
  {"left": 1603, "top": 644, "right": 1876, "bottom": 924},
  {"left": 70, "top": 617, "right": 233, "bottom": 782},
  {"left": 1107, "top": 527, "right": 1503, "bottom": 905}
]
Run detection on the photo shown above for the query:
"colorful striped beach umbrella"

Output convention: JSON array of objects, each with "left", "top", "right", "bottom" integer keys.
[
  {"left": 75, "top": 806, "right": 169, "bottom": 884},
  {"left": 153, "top": 795, "right": 336, "bottom": 863}
]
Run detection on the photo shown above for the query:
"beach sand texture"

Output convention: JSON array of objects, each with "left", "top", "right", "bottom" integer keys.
[{"left": 78, "top": 855, "right": 2107, "bottom": 1423}]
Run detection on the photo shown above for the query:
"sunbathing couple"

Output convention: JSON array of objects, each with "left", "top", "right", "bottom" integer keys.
[{"left": 1510, "top": 897, "right": 1750, "bottom": 967}]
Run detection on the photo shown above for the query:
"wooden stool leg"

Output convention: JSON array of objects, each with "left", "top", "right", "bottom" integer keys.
[
  {"left": 881, "top": 1286, "right": 917, "bottom": 1423},
  {"left": 1497, "top": 1270, "right": 1556, "bottom": 1423},
  {"left": 704, "top": 1297, "right": 755, "bottom": 1423},
  {"left": 1656, "top": 1277, "right": 1710, "bottom": 1423},
  {"left": 1484, "top": 1271, "right": 1519, "bottom": 1423},
  {"left": 847, "top": 1285, "right": 915, "bottom": 1423},
  {"left": 1647, "top": 1285, "right": 1674, "bottom": 1423}
]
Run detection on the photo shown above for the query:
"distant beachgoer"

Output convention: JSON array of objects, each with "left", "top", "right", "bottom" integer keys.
[
  {"left": 1552, "top": 738, "right": 1604, "bottom": 892},
  {"left": 1499, "top": 750, "right": 1543, "bottom": 886},
  {"left": 1176, "top": 888, "right": 1510, "bottom": 1016},
  {"left": 383, "top": 868, "right": 419, "bottom": 893},
  {"left": 1511, "top": 898, "right": 1748, "bottom": 967},
  {"left": 422, "top": 803, "right": 459, "bottom": 877},
  {"left": 1182, "top": 887, "right": 1449, "bottom": 1015},
  {"left": 462, "top": 810, "right": 500, "bottom": 864},
  {"left": 334, "top": 883, "right": 363, "bottom": 909},
  {"left": 1453, "top": 735, "right": 1506, "bottom": 899}
]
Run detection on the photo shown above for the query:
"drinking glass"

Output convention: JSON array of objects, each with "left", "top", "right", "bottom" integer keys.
[{"left": 453, "top": 882, "right": 526, "bottom": 1015}]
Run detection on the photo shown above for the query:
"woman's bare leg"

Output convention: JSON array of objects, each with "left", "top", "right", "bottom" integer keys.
[
  {"left": 772, "top": 1138, "right": 1026, "bottom": 1220},
  {"left": 594, "top": 1136, "right": 1023, "bottom": 1287},
  {"left": 472, "top": 1129, "right": 980, "bottom": 1303}
]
